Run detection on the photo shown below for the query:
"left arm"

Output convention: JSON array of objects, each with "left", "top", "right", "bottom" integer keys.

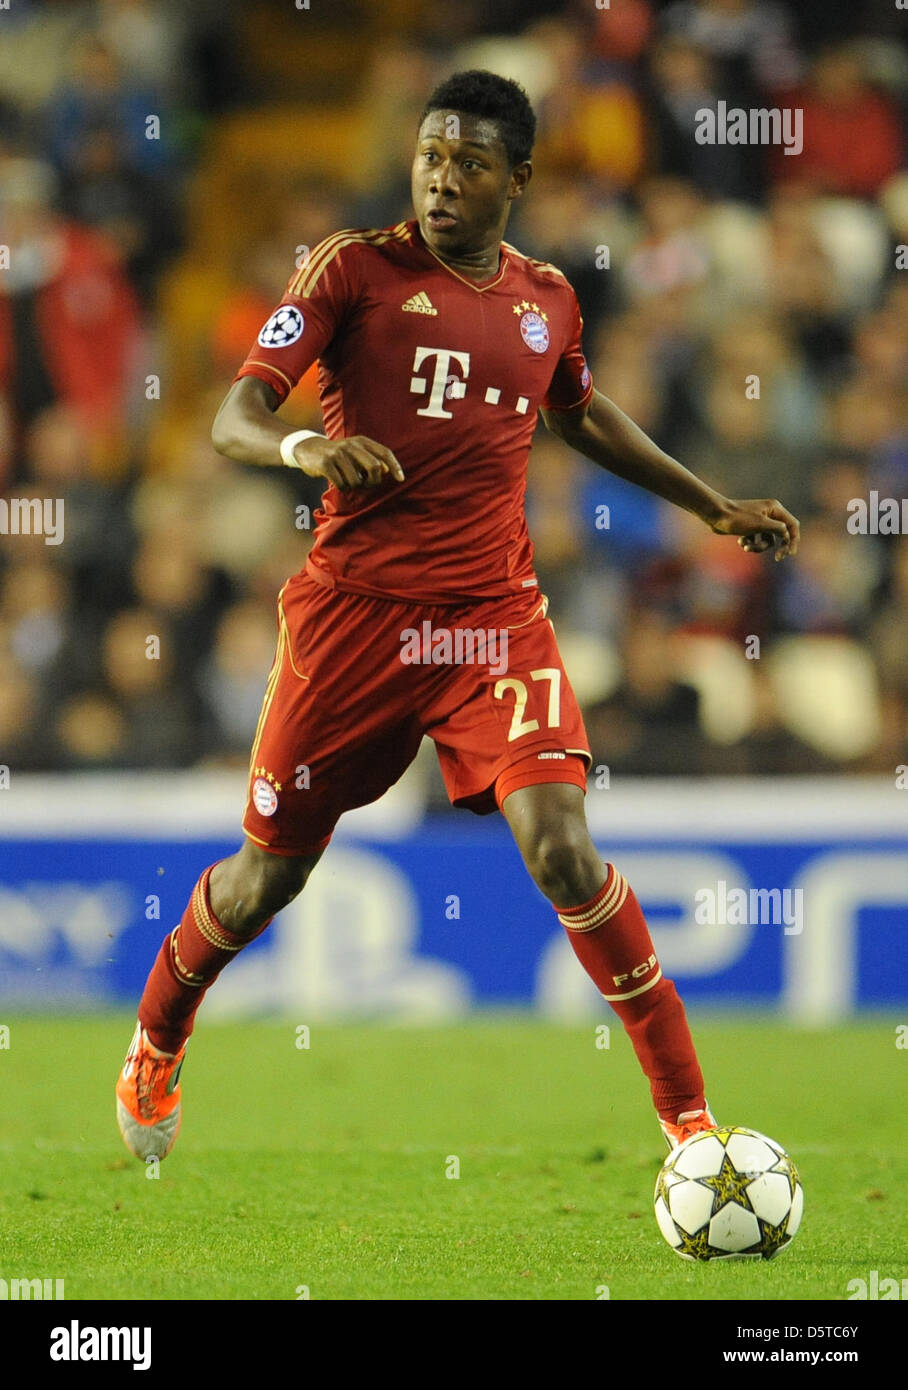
[{"left": 542, "top": 390, "right": 800, "bottom": 560}]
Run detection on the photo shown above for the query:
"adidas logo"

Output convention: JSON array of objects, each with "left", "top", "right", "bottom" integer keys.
[{"left": 402, "top": 291, "right": 438, "bottom": 316}]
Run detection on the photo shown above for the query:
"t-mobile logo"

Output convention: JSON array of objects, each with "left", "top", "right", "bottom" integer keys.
[{"left": 410, "top": 347, "right": 471, "bottom": 419}]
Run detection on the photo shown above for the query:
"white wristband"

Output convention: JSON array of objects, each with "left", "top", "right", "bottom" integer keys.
[{"left": 280, "top": 429, "right": 324, "bottom": 468}]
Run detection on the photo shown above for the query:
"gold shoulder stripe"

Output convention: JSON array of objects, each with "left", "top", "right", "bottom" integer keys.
[
  {"left": 287, "top": 227, "right": 379, "bottom": 297},
  {"left": 243, "top": 361, "right": 295, "bottom": 392},
  {"left": 501, "top": 241, "right": 569, "bottom": 282},
  {"left": 289, "top": 223, "right": 410, "bottom": 298},
  {"left": 528, "top": 258, "right": 569, "bottom": 282},
  {"left": 289, "top": 227, "right": 360, "bottom": 296},
  {"left": 288, "top": 229, "right": 349, "bottom": 297},
  {"left": 297, "top": 222, "right": 409, "bottom": 295},
  {"left": 530, "top": 260, "right": 567, "bottom": 278}
]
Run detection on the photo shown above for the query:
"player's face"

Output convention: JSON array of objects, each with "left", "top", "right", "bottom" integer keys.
[{"left": 412, "top": 111, "right": 530, "bottom": 259}]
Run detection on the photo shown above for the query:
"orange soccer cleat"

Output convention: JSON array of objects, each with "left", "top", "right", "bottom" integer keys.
[
  {"left": 659, "top": 1103, "right": 718, "bottom": 1153},
  {"left": 115, "top": 1021, "right": 186, "bottom": 1161}
]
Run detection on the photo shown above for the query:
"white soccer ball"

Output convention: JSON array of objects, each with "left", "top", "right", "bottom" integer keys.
[{"left": 654, "top": 1126, "right": 803, "bottom": 1261}]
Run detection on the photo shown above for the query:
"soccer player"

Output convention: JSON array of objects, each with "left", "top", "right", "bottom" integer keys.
[{"left": 116, "top": 71, "right": 799, "bottom": 1162}]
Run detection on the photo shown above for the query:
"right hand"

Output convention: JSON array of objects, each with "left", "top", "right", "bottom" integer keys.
[
  {"left": 293, "top": 434, "right": 404, "bottom": 491},
  {"left": 709, "top": 496, "right": 800, "bottom": 561}
]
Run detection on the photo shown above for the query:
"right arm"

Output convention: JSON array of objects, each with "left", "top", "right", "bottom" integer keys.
[{"left": 211, "top": 375, "right": 404, "bottom": 492}]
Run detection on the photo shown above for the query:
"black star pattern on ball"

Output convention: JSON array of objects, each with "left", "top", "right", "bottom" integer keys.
[
  {"left": 655, "top": 1169, "right": 677, "bottom": 1210},
  {"left": 698, "top": 1152, "right": 757, "bottom": 1212},
  {"left": 775, "top": 1154, "right": 801, "bottom": 1198},
  {"left": 758, "top": 1216, "right": 794, "bottom": 1260},
  {"left": 674, "top": 1225, "right": 714, "bottom": 1261}
]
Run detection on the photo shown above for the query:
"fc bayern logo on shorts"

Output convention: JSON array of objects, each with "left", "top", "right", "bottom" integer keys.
[
  {"left": 520, "top": 311, "right": 550, "bottom": 354},
  {"left": 252, "top": 776, "right": 279, "bottom": 817},
  {"left": 581, "top": 363, "right": 591, "bottom": 390},
  {"left": 258, "top": 305, "right": 304, "bottom": 348}
]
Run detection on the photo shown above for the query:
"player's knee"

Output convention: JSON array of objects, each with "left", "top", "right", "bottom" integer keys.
[
  {"left": 526, "top": 826, "right": 601, "bottom": 905},
  {"left": 213, "top": 844, "right": 315, "bottom": 934},
  {"left": 247, "top": 856, "right": 308, "bottom": 911},
  {"left": 245, "top": 852, "right": 310, "bottom": 918}
]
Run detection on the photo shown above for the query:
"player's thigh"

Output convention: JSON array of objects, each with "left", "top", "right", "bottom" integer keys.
[
  {"left": 425, "top": 594, "right": 591, "bottom": 811},
  {"left": 243, "top": 574, "right": 424, "bottom": 854}
]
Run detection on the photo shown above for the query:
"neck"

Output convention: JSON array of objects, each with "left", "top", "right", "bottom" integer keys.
[
  {"left": 423, "top": 228, "right": 503, "bottom": 282},
  {"left": 445, "top": 247, "right": 500, "bottom": 281}
]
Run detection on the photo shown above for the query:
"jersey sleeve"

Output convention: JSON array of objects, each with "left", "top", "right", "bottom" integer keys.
[
  {"left": 541, "top": 286, "right": 594, "bottom": 414},
  {"left": 233, "top": 233, "right": 359, "bottom": 403}
]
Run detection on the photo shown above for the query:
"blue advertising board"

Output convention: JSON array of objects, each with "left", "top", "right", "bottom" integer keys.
[{"left": 0, "top": 775, "right": 905, "bottom": 1021}]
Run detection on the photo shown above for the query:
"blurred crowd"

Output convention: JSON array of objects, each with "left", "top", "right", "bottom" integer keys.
[{"left": 0, "top": 0, "right": 905, "bottom": 789}]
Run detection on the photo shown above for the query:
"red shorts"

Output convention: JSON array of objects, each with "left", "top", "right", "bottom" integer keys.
[{"left": 242, "top": 571, "right": 591, "bottom": 855}]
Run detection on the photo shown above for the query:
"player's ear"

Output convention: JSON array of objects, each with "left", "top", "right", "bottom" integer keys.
[{"left": 508, "top": 161, "right": 532, "bottom": 201}]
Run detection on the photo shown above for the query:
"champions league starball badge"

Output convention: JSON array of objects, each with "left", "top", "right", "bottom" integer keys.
[{"left": 258, "top": 305, "right": 305, "bottom": 348}]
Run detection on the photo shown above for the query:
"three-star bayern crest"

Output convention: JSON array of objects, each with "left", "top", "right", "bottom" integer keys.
[{"left": 513, "top": 300, "right": 550, "bottom": 354}]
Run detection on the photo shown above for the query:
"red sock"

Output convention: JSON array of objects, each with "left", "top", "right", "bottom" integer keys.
[
  {"left": 556, "top": 866, "right": 705, "bottom": 1123},
  {"left": 139, "top": 864, "right": 270, "bottom": 1054}
]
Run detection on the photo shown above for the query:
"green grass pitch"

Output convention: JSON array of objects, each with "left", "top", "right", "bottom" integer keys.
[{"left": 0, "top": 1015, "right": 904, "bottom": 1301}]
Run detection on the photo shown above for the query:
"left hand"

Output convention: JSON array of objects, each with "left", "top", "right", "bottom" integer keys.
[{"left": 710, "top": 498, "right": 800, "bottom": 561}]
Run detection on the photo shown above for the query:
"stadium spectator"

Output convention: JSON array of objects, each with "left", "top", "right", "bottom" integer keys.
[
  {"left": 44, "top": 35, "right": 172, "bottom": 179},
  {"left": 57, "top": 120, "right": 181, "bottom": 302},
  {"left": 100, "top": 607, "right": 199, "bottom": 767},
  {"left": 871, "top": 545, "right": 908, "bottom": 711},
  {"left": 583, "top": 609, "right": 712, "bottom": 776},
  {"left": 773, "top": 44, "right": 905, "bottom": 199},
  {"left": 95, "top": 0, "right": 188, "bottom": 100},
  {"left": 775, "top": 515, "right": 883, "bottom": 637},
  {"left": 131, "top": 529, "right": 226, "bottom": 678},
  {"left": 0, "top": 660, "right": 42, "bottom": 767},
  {"left": 679, "top": 365, "right": 814, "bottom": 518},
  {"left": 650, "top": 507, "right": 774, "bottom": 644},
  {"left": 53, "top": 689, "right": 129, "bottom": 770},
  {"left": 198, "top": 598, "right": 284, "bottom": 760},
  {"left": 726, "top": 664, "right": 839, "bottom": 776},
  {"left": 0, "top": 4, "right": 86, "bottom": 112},
  {"left": 623, "top": 177, "right": 711, "bottom": 307},
  {"left": 0, "top": 158, "right": 142, "bottom": 476},
  {"left": 22, "top": 406, "right": 134, "bottom": 617},
  {"left": 647, "top": 37, "right": 755, "bottom": 200},
  {"left": 585, "top": 0, "right": 656, "bottom": 67},
  {"left": 531, "top": 18, "right": 647, "bottom": 190},
  {"left": 660, "top": 0, "right": 801, "bottom": 101},
  {"left": 0, "top": 553, "right": 67, "bottom": 682}
]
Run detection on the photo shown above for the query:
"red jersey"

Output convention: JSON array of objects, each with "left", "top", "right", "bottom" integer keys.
[{"left": 235, "top": 218, "right": 593, "bottom": 602}]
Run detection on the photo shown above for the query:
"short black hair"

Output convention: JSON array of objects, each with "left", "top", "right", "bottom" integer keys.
[{"left": 418, "top": 69, "right": 536, "bottom": 168}]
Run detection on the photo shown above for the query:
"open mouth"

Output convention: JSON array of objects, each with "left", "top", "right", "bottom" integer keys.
[{"left": 427, "top": 209, "right": 458, "bottom": 231}]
